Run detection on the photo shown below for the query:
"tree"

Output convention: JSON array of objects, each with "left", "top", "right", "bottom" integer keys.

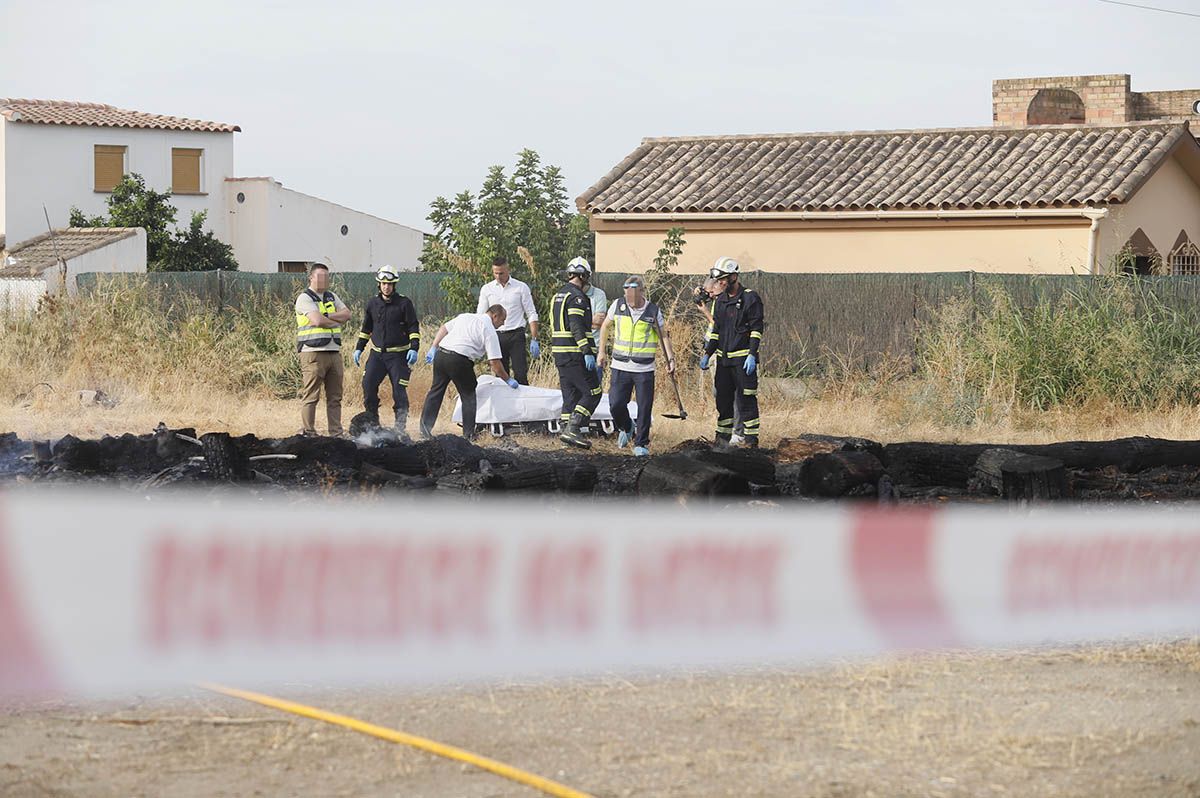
[
  {"left": 419, "top": 150, "right": 595, "bottom": 317},
  {"left": 157, "top": 210, "right": 238, "bottom": 273},
  {"left": 70, "top": 173, "right": 237, "bottom": 271}
]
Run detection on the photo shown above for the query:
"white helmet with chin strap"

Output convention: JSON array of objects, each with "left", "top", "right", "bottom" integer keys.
[
  {"left": 566, "top": 256, "right": 592, "bottom": 280},
  {"left": 375, "top": 265, "right": 399, "bottom": 284},
  {"left": 709, "top": 256, "right": 740, "bottom": 279}
]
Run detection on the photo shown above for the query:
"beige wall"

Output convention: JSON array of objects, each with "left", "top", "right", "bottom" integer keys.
[
  {"left": 1099, "top": 154, "right": 1200, "bottom": 271},
  {"left": 594, "top": 220, "right": 1093, "bottom": 275}
]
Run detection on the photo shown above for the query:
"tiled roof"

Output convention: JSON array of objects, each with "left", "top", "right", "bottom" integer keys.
[
  {"left": 0, "top": 228, "right": 140, "bottom": 278},
  {"left": 0, "top": 99, "right": 240, "bottom": 133},
  {"left": 578, "top": 122, "right": 1195, "bottom": 214}
]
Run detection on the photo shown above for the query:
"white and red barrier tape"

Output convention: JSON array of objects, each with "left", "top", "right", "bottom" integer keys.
[{"left": 1, "top": 490, "right": 1198, "bottom": 699}]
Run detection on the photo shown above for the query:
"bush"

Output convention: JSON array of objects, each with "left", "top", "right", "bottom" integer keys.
[{"left": 918, "top": 276, "right": 1200, "bottom": 413}]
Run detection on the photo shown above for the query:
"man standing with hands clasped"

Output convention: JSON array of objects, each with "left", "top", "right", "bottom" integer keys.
[
  {"left": 700, "top": 256, "right": 764, "bottom": 448},
  {"left": 419, "top": 305, "right": 518, "bottom": 440},
  {"left": 476, "top": 256, "right": 540, "bottom": 384},
  {"left": 597, "top": 274, "right": 675, "bottom": 456},
  {"left": 295, "top": 262, "right": 352, "bottom": 437}
]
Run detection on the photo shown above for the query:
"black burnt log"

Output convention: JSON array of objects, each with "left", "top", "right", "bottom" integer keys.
[
  {"left": 637, "top": 452, "right": 750, "bottom": 496},
  {"left": 800, "top": 450, "right": 885, "bottom": 497},
  {"left": 201, "top": 432, "right": 253, "bottom": 482},
  {"left": 971, "top": 448, "right": 1068, "bottom": 501}
]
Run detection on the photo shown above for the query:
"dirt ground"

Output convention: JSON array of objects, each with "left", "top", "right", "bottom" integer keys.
[{"left": 2, "top": 641, "right": 1198, "bottom": 798}]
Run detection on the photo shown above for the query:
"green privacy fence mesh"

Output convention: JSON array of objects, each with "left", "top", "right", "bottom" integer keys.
[{"left": 76, "top": 271, "right": 1200, "bottom": 374}]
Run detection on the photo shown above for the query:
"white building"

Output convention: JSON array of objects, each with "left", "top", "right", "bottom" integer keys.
[
  {"left": 226, "top": 177, "right": 424, "bottom": 273},
  {"left": 0, "top": 227, "right": 147, "bottom": 310},
  {"left": 0, "top": 98, "right": 424, "bottom": 274}
]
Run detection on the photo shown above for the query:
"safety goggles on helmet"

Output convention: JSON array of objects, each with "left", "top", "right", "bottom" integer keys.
[
  {"left": 376, "top": 266, "right": 399, "bottom": 283},
  {"left": 709, "top": 267, "right": 733, "bottom": 279}
]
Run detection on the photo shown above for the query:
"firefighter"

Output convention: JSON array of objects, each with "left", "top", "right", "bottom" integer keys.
[
  {"left": 353, "top": 266, "right": 420, "bottom": 435},
  {"left": 699, "top": 256, "right": 763, "bottom": 448},
  {"left": 550, "top": 256, "right": 602, "bottom": 449}
]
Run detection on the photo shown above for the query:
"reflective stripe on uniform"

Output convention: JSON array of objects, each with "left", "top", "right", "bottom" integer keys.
[{"left": 612, "top": 300, "right": 660, "bottom": 365}]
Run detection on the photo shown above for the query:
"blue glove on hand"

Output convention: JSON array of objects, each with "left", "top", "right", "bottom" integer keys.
[
  {"left": 353, "top": 349, "right": 362, "bottom": 367},
  {"left": 407, "top": 349, "right": 418, "bottom": 367},
  {"left": 744, "top": 354, "right": 757, "bottom": 375},
  {"left": 507, "top": 377, "right": 520, "bottom": 389},
  {"left": 425, "top": 345, "right": 437, "bottom": 365},
  {"left": 529, "top": 340, "right": 541, "bottom": 358},
  {"left": 699, "top": 354, "right": 711, "bottom": 370},
  {"left": 584, "top": 354, "right": 597, "bottom": 372}
]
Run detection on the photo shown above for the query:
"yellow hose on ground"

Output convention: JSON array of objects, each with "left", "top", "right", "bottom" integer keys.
[{"left": 199, "top": 682, "right": 595, "bottom": 798}]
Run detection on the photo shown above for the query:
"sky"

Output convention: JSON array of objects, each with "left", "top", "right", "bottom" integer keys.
[{"left": 3, "top": 0, "right": 1198, "bottom": 231}]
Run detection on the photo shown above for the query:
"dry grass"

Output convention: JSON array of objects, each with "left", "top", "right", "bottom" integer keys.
[{"left": 7, "top": 283, "right": 1200, "bottom": 446}]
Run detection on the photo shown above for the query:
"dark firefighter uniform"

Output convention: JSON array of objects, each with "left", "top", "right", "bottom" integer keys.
[
  {"left": 550, "top": 282, "right": 602, "bottom": 429},
  {"left": 355, "top": 292, "right": 420, "bottom": 428},
  {"left": 704, "top": 285, "right": 764, "bottom": 445}
]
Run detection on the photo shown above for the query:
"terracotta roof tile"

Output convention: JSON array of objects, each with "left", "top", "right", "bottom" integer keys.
[
  {"left": 0, "top": 228, "right": 140, "bottom": 278},
  {"left": 0, "top": 99, "right": 239, "bottom": 133},
  {"left": 578, "top": 122, "right": 1194, "bottom": 214}
]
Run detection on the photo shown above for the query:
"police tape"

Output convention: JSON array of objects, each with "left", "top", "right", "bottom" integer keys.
[{"left": 1, "top": 489, "right": 1198, "bottom": 699}]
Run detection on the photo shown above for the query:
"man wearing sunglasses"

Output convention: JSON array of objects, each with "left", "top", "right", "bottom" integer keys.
[
  {"left": 596, "top": 275, "right": 676, "bottom": 456},
  {"left": 699, "top": 256, "right": 764, "bottom": 448}
]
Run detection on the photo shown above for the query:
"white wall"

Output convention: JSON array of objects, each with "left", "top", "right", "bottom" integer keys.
[
  {"left": 59, "top": 229, "right": 147, "bottom": 296},
  {"left": 0, "top": 120, "right": 6, "bottom": 244},
  {"left": 226, "top": 178, "right": 424, "bottom": 273},
  {"left": 2, "top": 121, "right": 234, "bottom": 246},
  {"left": 0, "top": 278, "right": 44, "bottom": 314}
]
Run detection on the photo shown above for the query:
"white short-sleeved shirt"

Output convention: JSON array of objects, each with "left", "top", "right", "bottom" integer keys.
[
  {"left": 441, "top": 312, "right": 503, "bottom": 361},
  {"left": 607, "top": 298, "right": 665, "bottom": 374},
  {"left": 295, "top": 290, "right": 348, "bottom": 352},
  {"left": 477, "top": 278, "right": 539, "bottom": 332}
]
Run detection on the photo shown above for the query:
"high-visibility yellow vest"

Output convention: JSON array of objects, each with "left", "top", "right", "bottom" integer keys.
[
  {"left": 611, "top": 299, "right": 661, "bottom": 365},
  {"left": 296, "top": 289, "right": 342, "bottom": 352}
]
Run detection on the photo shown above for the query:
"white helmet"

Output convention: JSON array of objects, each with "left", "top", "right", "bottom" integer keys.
[
  {"left": 566, "top": 256, "right": 592, "bottom": 278},
  {"left": 709, "top": 256, "right": 740, "bottom": 279},
  {"left": 376, "top": 265, "right": 399, "bottom": 284}
]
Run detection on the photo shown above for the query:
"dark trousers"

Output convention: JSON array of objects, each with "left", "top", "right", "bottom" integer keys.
[
  {"left": 362, "top": 351, "right": 411, "bottom": 426},
  {"left": 556, "top": 357, "right": 602, "bottom": 425},
  {"left": 420, "top": 349, "right": 479, "bottom": 439},
  {"left": 714, "top": 362, "right": 759, "bottom": 442},
  {"left": 609, "top": 368, "right": 655, "bottom": 448},
  {"left": 497, "top": 328, "right": 529, "bottom": 385}
]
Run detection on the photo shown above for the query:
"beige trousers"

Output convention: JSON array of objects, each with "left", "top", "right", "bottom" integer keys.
[{"left": 299, "top": 351, "right": 345, "bottom": 435}]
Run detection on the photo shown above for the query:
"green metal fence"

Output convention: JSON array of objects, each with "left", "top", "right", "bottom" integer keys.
[{"left": 76, "top": 271, "right": 1200, "bottom": 374}]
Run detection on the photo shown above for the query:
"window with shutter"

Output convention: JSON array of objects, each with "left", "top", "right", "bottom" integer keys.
[
  {"left": 94, "top": 145, "right": 127, "bottom": 192},
  {"left": 172, "top": 148, "right": 203, "bottom": 194}
]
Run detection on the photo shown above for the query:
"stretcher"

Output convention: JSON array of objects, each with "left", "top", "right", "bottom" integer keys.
[{"left": 453, "top": 375, "right": 637, "bottom": 437}]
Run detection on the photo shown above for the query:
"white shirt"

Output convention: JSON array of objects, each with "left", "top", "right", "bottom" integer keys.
[
  {"left": 440, "top": 312, "right": 504, "bottom": 361},
  {"left": 477, "top": 278, "right": 538, "bottom": 332},
  {"left": 606, "top": 298, "right": 665, "bottom": 373}
]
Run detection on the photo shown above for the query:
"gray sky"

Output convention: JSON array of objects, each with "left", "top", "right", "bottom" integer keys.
[{"left": 4, "top": 0, "right": 1198, "bottom": 231}]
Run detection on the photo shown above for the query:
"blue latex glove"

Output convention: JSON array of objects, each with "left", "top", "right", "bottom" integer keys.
[
  {"left": 507, "top": 377, "right": 520, "bottom": 389},
  {"left": 353, "top": 349, "right": 362, "bottom": 367},
  {"left": 425, "top": 345, "right": 437, "bottom": 365},
  {"left": 529, "top": 340, "right": 541, "bottom": 358},
  {"left": 744, "top": 354, "right": 757, "bottom": 375},
  {"left": 584, "top": 354, "right": 597, "bottom": 372},
  {"left": 699, "top": 354, "right": 711, "bottom": 370},
  {"left": 406, "top": 349, "right": 418, "bottom": 367}
]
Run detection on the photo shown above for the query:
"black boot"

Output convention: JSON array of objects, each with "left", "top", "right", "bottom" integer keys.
[
  {"left": 559, "top": 412, "right": 592, "bottom": 449},
  {"left": 393, "top": 411, "right": 411, "bottom": 443},
  {"left": 713, "top": 432, "right": 733, "bottom": 452}
]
